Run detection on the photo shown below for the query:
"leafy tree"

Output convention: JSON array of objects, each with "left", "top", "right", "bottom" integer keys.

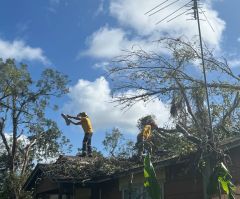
[
  {"left": 107, "top": 37, "right": 240, "bottom": 198},
  {"left": 0, "top": 152, "right": 7, "bottom": 196},
  {"left": 103, "top": 128, "right": 134, "bottom": 158},
  {"left": 137, "top": 115, "right": 156, "bottom": 130},
  {"left": 108, "top": 37, "right": 240, "bottom": 146},
  {"left": 137, "top": 115, "right": 196, "bottom": 156},
  {"left": 0, "top": 59, "right": 70, "bottom": 198}
]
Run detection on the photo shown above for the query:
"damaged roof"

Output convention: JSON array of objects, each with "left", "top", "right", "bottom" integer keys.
[
  {"left": 39, "top": 155, "right": 143, "bottom": 181},
  {"left": 24, "top": 136, "right": 240, "bottom": 191},
  {"left": 23, "top": 153, "right": 178, "bottom": 190}
]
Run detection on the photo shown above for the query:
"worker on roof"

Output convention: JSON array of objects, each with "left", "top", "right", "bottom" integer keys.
[
  {"left": 139, "top": 124, "right": 152, "bottom": 141},
  {"left": 136, "top": 121, "right": 158, "bottom": 157},
  {"left": 66, "top": 112, "right": 94, "bottom": 157}
]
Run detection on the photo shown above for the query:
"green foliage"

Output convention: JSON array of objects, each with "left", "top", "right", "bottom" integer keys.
[
  {"left": 0, "top": 58, "right": 70, "bottom": 198},
  {"left": 207, "top": 162, "right": 236, "bottom": 199},
  {"left": 137, "top": 115, "right": 196, "bottom": 157},
  {"left": 137, "top": 115, "right": 156, "bottom": 130},
  {"left": 102, "top": 128, "right": 134, "bottom": 158},
  {"left": 108, "top": 37, "right": 240, "bottom": 143},
  {"left": 0, "top": 172, "right": 33, "bottom": 199},
  {"left": 107, "top": 37, "right": 240, "bottom": 199},
  {"left": 144, "top": 154, "right": 161, "bottom": 199}
]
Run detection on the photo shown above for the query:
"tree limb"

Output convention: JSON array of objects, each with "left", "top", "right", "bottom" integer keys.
[
  {"left": 176, "top": 124, "right": 202, "bottom": 145},
  {"left": 174, "top": 78, "right": 202, "bottom": 131},
  {"left": 20, "top": 138, "right": 37, "bottom": 176},
  {"left": 0, "top": 117, "right": 11, "bottom": 156},
  {"left": 217, "top": 92, "right": 240, "bottom": 128}
]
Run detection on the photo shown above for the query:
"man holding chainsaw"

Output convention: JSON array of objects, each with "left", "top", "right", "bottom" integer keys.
[{"left": 66, "top": 112, "right": 93, "bottom": 157}]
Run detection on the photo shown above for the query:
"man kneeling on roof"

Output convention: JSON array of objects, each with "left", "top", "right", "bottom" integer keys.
[{"left": 67, "top": 112, "right": 94, "bottom": 157}]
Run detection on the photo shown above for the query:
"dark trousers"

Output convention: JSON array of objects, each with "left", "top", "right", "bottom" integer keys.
[{"left": 82, "top": 133, "right": 92, "bottom": 155}]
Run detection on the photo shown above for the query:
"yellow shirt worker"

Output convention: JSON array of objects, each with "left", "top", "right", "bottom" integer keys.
[
  {"left": 66, "top": 112, "right": 94, "bottom": 157},
  {"left": 136, "top": 124, "right": 152, "bottom": 156},
  {"left": 137, "top": 124, "right": 152, "bottom": 143},
  {"left": 80, "top": 116, "right": 93, "bottom": 134}
]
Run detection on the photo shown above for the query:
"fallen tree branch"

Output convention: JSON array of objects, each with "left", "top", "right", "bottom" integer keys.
[
  {"left": 176, "top": 124, "right": 202, "bottom": 145},
  {"left": 217, "top": 92, "right": 240, "bottom": 128}
]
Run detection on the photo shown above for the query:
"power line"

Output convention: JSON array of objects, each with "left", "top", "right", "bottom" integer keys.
[
  {"left": 146, "top": 0, "right": 215, "bottom": 33},
  {"left": 145, "top": 0, "right": 170, "bottom": 15},
  {"left": 199, "top": 8, "right": 215, "bottom": 32},
  {"left": 156, "top": 0, "right": 192, "bottom": 24},
  {"left": 148, "top": 0, "right": 181, "bottom": 16},
  {"left": 167, "top": 8, "right": 192, "bottom": 23}
]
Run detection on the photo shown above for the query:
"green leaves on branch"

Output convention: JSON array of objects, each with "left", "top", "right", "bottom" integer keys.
[
  {"left": 0, "top": 58, "right": 70, "bottom": 198},
  {"left": 207, "top": 162, "right": 236, "bottom": 199},
  {"left": 144, "top": 154, "right": 162, "bottom": 199},
  {"left": 102, "top": 128, "right": 134, "bottom": 158}
]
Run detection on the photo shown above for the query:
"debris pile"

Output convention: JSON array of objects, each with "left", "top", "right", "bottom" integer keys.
[{"left": 40, "top": 155, "right": 142, "bottom": 182}]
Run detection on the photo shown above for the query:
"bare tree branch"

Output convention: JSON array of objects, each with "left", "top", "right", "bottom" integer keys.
[
  {"left": 174, "top": 78, "right": 202, "bottom": 131},
  {"left": 20, "top": 139, "right": 37, "bottom": 176},
  {"left": 0, "top": 117, "right": 11, "bottom": 156},
  {"left": 176, "top": 124, "right": 202, "bottom": 145},
  {"left": 217, "top": 92, "right": 240, "bottom": 128}
]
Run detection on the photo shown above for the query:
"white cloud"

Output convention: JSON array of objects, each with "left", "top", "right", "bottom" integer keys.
[
  {"left": 81, "top": 26, "right": 168, "bottom": 59},
  {"left": 237, "top": 38, "right": 240, "bottom": 42},
  {"left": 109, "top": 0, "right": 225, "bottom": 48},
  {"left": 93, "top": 61, "right": 110, "bottom": 71},
  {"left": 0, "top": 133, "right": 56, "bottom": 164},
  {"left": 0, "top": 133, "right": 30, "bottom": 155},
  {"left": 0, "top": 39, "right": 48, "bottom": 64},
  {"left": 228, "top": 58, "right": 240, "bottom": 68},
  {"left": 63, "top": 77, "right": 171, "bottom": 134},
  {"left": 81, "top": 27, "right": 128, "bottom": 59},
  {"left": 82, "top": 0, "right": 225, "bottom": 61}
]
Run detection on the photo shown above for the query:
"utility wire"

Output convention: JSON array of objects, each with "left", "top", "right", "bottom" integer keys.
[
  {"left": 156, "top": 0, "right": 192, "bottom": 24},
  {"left": 145, "top": 0, "right": 170, "bottom": 15},
  {"left": 149, "top": 0, "right": 181, "bottom": 16},
  {"left": 167, "top": 8, "right": 192, "bottom": 23},
  {"left": 199, "top": 8, "right": 215, "bottom": 32}
]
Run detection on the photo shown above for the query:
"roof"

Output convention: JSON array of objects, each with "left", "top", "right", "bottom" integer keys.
[
  {"left": 24, "top": 136, "right": 240, "bottom": 191},
  {"left": 23, "top": 153, "right": 178, "bottom": 190},
  {"left": 39, "top": 155, "right": 142, "bottom": 181}
]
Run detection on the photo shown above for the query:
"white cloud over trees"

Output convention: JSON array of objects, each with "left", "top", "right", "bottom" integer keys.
[
  {"left": 74, "top": 0, "right": 227, "bottom": 135},
  {"left": 63, "top": 77, "right": 171, "bottom": 134},
  {"left": 0, "top": 39, "right": 48, "bottom": 63}
]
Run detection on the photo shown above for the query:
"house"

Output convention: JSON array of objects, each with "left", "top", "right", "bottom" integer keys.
[{"left": 24, "top": 137, "right": 240, "bottom": 199}]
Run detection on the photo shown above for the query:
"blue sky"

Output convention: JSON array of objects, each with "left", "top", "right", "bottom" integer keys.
[{"left": 0, "top": 0, "right": 240, "bottom": 155}]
